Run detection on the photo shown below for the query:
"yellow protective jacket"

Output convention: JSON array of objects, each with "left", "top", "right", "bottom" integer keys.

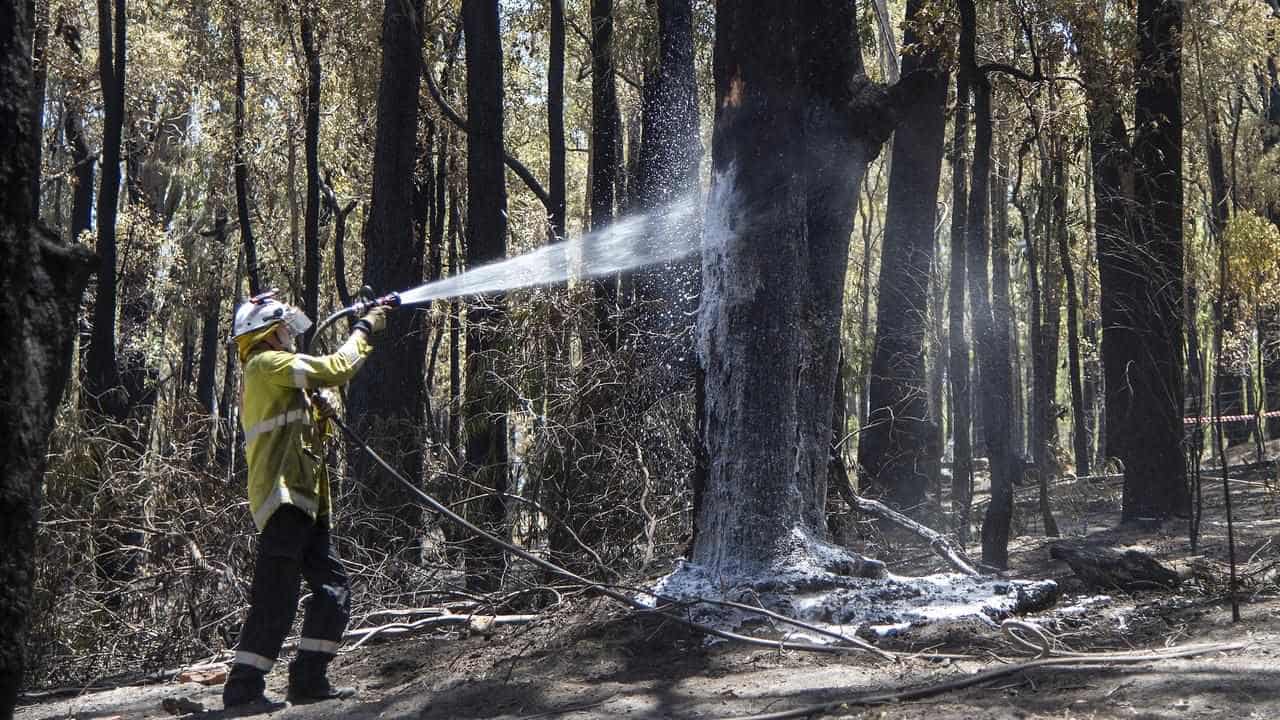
[{"left": 240, "top": 332, "right": 372, "bottom": 530}]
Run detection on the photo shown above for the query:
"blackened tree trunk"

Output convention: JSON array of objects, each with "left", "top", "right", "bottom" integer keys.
[
  {"left": 589, "top": 0, "right": 622, "bottom": 342},
  {"left": 947, "top": 69, "right": 973, "bottom": 543},
  {"left": 857, "top": 0, "right": 949, "bottom": 513},
  {"left": 1120, "top": 0, "right": 1188, "bottom": 520},
  {"left": 461, "top": 0, "right": 509, "bottom": 590},
  {"left": 694, "top": 0, "right": 900, "bottom": 581},
  {"left": 1082, "top": 155, "right": 1101, "bottom": 468},
  {"left": 83, "top": 0, "right": 126, "bottom": 422},
  {"left": 65, "top": 105, "right": 95, "bottom": 244},
  {"left": 347, "top": 0, "right": 428, "bottom": 549},
  {"left": 196, "top": 214, "right": 228, "bottom": 415},
  {"left": 231, "top": 9, "right": 262, "bottom": 295},
  {"left": 958, "top": 6, "right": 1017, "bottom": 565},
  {"left": 635, "top": 0, "right": 701, "bottom": 361},
  {"left": 0, "top": 1, "right": 95, "bottom": 707},
  {"left": 300, "top": 1, "right": 321, "bottom": 339},
  {"left": 547, "top": 0, "right": 566, "bottom": 241}
]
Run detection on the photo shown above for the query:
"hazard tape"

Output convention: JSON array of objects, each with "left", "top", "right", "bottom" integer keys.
[{"left": 1184, "top": 409, "right": 1280, "bottom": 424}]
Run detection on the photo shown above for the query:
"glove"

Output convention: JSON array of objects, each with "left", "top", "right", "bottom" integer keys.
[
  {"left": 312, "top": 389, "right": 340, "bottom": 419},
  {"left": 354, "top": 306, "right": 388, "bottom": 336}
]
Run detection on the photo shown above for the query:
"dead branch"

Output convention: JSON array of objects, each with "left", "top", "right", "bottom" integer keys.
[
  {"left": 722, "top": 641, "right": 1246, "bottom": 720},
  {"left": 831, "top": 459, "right": 980, "bottom": 576}
]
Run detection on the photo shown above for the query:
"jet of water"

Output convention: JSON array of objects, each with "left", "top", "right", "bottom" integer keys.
[{"left": 396, "top": 193, "right": 702, "bottom": 306}]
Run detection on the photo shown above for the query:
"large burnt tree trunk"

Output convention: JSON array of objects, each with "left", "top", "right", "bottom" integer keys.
[
  {"left": 694, "top": 0, "right": 902, "bottom": 582},
  {"left": 857, "top": 0, "right": 949, "bottom": 513},
  {"left": 1119, "top": 0, "right": 1188, "bottom": 520},
  {"left": 83, "top": 0, "right": 126, "bottom": 422},
  {"left": 346, "top": 0, "right": 428, "bottom": 549},
  {"left": 461, "top": 0, "right": 510, "bottom": 590},
  {"left": 0, "top": 1, "right": 95, "bottom": 708}
]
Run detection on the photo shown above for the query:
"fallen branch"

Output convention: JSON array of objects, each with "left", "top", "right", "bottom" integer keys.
[
  {"left": 343, "top": 613, "right": 538, "bottom": 651},
  {"left": 721, "top": 641, "right": 1246, "bottom": 720},
  {"left": 831, "top": 459, "right": 980, "bottom": 576}
]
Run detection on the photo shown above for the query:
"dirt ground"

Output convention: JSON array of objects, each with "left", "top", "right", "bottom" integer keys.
[{"left": 17, "top": 459, "right": 1280, "bottom": 720}]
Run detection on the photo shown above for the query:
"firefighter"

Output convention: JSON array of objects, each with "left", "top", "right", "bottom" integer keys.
[{"left": 222, "top": 291, "right": 387, "bottom": 708}]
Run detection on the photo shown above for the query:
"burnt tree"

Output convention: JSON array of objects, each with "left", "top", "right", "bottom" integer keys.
[
  {"left": 589, "top": 0, "right": 622, "bottom": 341},
  {"left": 231, "top": 6, "right": 263, "bottom": 295},
  {"left": 857, "top": 0, "right": 950, "bottom": 513},
  {"left": 82, "top": 0, "right": 126, "bottom": 421},
  {"left": 0, "top": 0, "right": 95, "bottom": 708},
  {"left": 461, "top": 0, "right": 510, "bottom": 590},
  {"left": 300, "top": 0, "right": 322, "bottom": 340},
  {"left": 1118, "top": 0, "right": 1189, "bottom": 519},
  {"left": 346, "top": 0, "right": 428, "bottom": 548},
  {"left": 694, "top": 0, "right": 916, "bottom": 581}
]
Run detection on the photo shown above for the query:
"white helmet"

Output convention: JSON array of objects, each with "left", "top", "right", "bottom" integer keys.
[{"left": 232, "top": 290, "right": 313, "bottom": 339}]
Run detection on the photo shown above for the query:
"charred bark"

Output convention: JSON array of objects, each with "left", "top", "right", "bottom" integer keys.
[
  {"left": 548, "top": 0, "right": 566, "bottom": 241},
  {"left": 694, "top": 0, "right": 899, "bottom": 581},
  {"left": 300, "top": 1, "right": 321, "bottom": 342},
  {"left": 589, "top": 0, "right": 622, "bottom": 344},
  {"left": 231, "top": 8, "right": 263, "bottom": 295},
  {"left": 857, "top": 0, "right": 949, "bottom": 514},
  {"left": 461, "top": 0, "right": 509, "bottom": 591},
  {"left": 347, "top": 0, "right": 428, "bottom": 550},
  {"left": 83, "top": 0, "right": 127, "bottom": 422},
  {"left": 1120, "top": 0, "right": 1188, "bottom": 520},
  {"left": 0, "top": 1, "right": 95, "bottom": 706}
]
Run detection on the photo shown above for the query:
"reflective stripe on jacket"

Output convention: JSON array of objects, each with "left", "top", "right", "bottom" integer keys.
[{"left": 240, "top": 333, "right": 373, "bottom": 530}]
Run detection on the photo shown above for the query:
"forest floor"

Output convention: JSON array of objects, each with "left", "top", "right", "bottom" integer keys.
[{"left": 18, "top": 448, "right": 1280, "bottom": 720}]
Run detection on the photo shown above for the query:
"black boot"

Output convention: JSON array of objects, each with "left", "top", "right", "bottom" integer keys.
[
  {"left": 287, "top": 651, "right": 356, "bottom": 702},
  {"left": 223, "top": 664, "right": 286, "bottom": 712}
]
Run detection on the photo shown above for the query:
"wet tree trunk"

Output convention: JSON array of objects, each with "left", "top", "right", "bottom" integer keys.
[
  {"left": 461, "top": 0, "right": 510, "bottom": 590},
  {"left": 948, "top": 69, "right": 973, "bottom": 544},
  {"left": 0, "top": 2, "right": 96, "bottom": 707},
  {"left": 1120, "top": 0, "right": 1188, "bottom": 520},
  {"left": 347, "top": 0, "right": 427, "bottom": 550},
  {"left": 694, "top": 0, "right": 899, "bottom": 581},
  {"left": 589, "top": 0, "right": 622, "bottom": 345},
  {"left": 857, "top": 0, "right": 949, "bottom": 513},
  {"left": 231, "top": 9, "right": 263, "bottom": 295}
]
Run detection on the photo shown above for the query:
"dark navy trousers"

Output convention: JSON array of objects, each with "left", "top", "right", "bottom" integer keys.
[{"left": 232, "top": 505, "right": 350, "bottom": 671}]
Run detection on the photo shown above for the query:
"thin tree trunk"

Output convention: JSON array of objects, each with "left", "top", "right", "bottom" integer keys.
[
  {"left": 1058, "top": 154, "right": 1089, "bottom": 479},
  {"left": 300, "top": 1, "right": 321, "bottom": 340},
  {"left": 947, "top": 68, "right": 973, "bottom": 544},
  {"left": 84, "top": 0, "right": 127, "bottom": 422},
  {"left": 547, "top": 0, "right": 566, "bottom": 241},
  {"left": 231, "top": 8, "right": 262, "bottom": 295}
]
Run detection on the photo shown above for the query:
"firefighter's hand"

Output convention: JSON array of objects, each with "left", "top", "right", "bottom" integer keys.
[
  {"left": 359, "top": 306, "right": 388, "bottom": 335},
  {"left": 312, "top": 389, "right": 341, "bottom": 419}
]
